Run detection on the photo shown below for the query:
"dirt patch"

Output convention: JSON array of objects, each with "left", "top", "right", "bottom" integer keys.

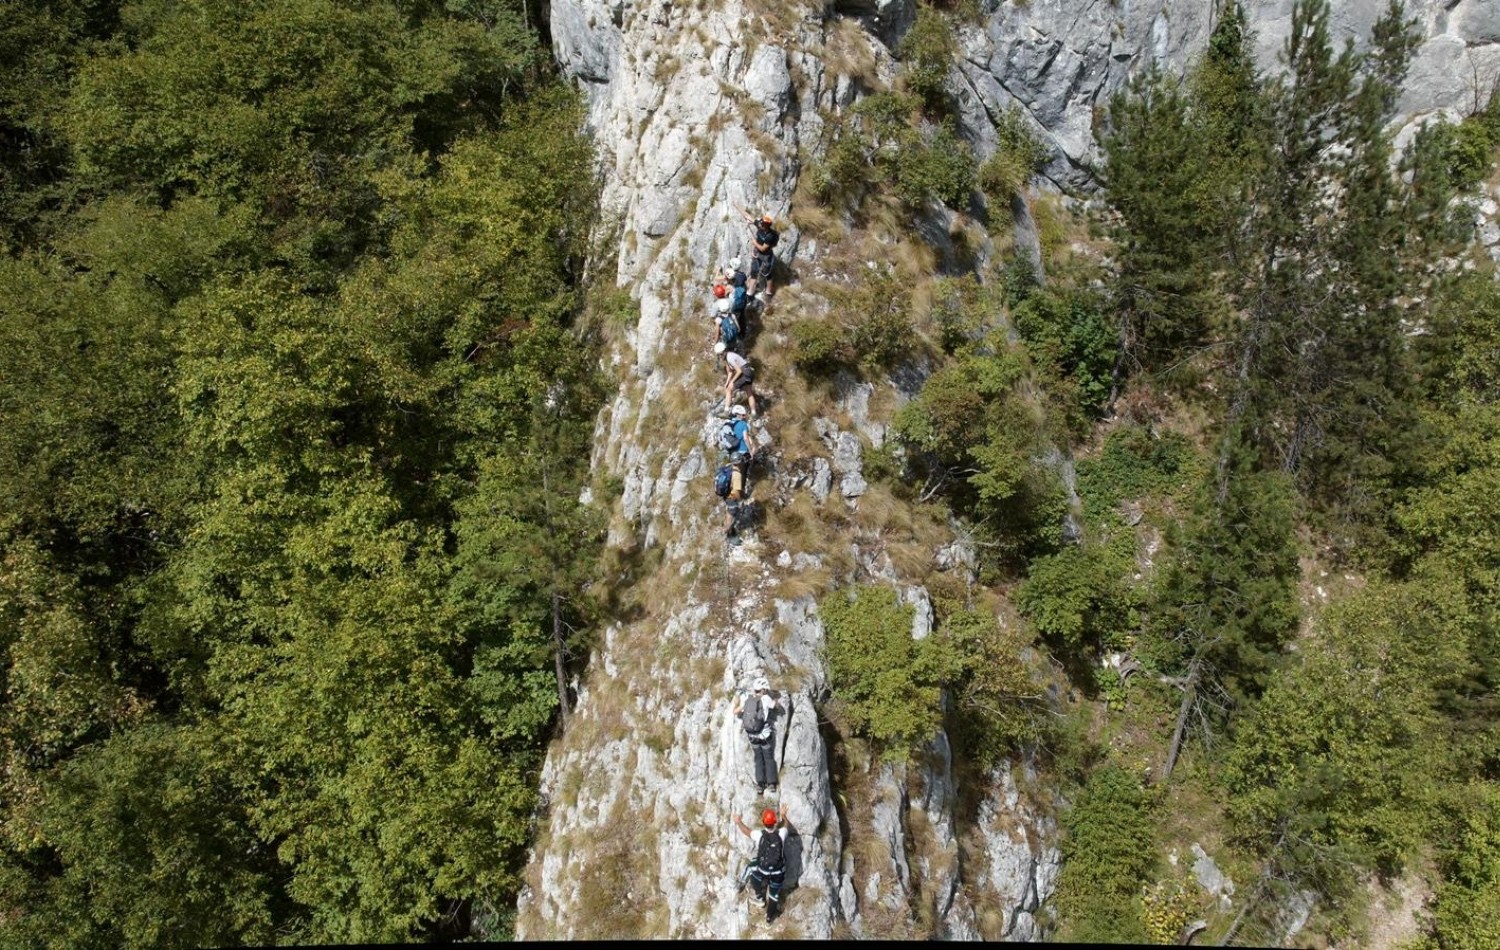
[{"left": 1360, "top": 867, "right": 1432, "bottom": 950}]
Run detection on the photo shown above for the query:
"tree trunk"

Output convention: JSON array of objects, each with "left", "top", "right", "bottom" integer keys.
[
  {"left": 1162, "top": 663, "right": 1199, "bottom": 782},
  {"left": 552, "top": 590, "right": 571, "bottom": 729}
]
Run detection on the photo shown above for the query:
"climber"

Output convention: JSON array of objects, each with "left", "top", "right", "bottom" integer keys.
[
  {"left": 716, "top": 456, "right": 748, "bottom": 543},
  {"left": 732, "top": 676, "right": 781, "bottom": 794},
  {"left": 712, "top": 297, "right": 742, "bottom": 353},
  {"left": 733, "top": 807, "right": 789, "bottom": 920},
  {"left": 737, "top": 207, "right": 779, "bottom": 299},
  {"left": 716, "top": 342, "right": 759, "bottom": 418},
  {"left": 724, "top": 258, "right": 750, "bottom": 325},
  {"left": 728, "top": 404, "right": 753, "bottom": 469}
]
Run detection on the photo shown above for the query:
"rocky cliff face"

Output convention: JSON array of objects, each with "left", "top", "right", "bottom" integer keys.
[
  {"left": 955, "top": 0, "right": 1500, "bottom": 191},
  {"left": 516, "top": 0, "right": 1496, "bottom": 940}
]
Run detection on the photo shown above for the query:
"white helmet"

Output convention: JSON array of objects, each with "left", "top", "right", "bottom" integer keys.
[
  {"left": 714, "top": 341, "right": 727, "bottom": 354},
  {"left": 732, "top": 405, "right": 748, "bottom": 417},
  {"left": 752, "top": 676, "right": 770, "bottom": 692},
  {"left": 728, "top": 256, "right": 742, "bottom": 271},
  {"left": 716, "top": 297, "right": 732, "bottom": 313}
]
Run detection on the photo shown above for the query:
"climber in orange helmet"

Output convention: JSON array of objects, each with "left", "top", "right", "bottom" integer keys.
[
  {"left": 736, "top": 206, "right": 780, "bottom": 300},
  {"left": 734, "top": 806, "right": 790, "bottom": 921}
]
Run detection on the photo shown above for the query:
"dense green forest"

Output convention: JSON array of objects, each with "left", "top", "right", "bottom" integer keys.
[
  {"left": 0, "top": 0, "right": 603, "bottom": 943},
  {"left": 801, "top": 0, "right": 1500, "bottom": 943}
]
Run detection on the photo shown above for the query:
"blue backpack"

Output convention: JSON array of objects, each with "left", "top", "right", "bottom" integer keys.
[
  {"left": 732, "top": 283, "right": 748, "bottom": 315},
  {"left": 714, "top": 464, "right": 734, "bottom": 497},
  {"left": 720, "top": 314, "right": 739, "bottom": 347}
]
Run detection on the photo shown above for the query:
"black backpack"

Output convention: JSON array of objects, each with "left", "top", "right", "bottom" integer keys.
[
  {"left": 741, "top": 695, "right": 765, "bottom": 736},
  {"left": 756, "top": 829, "right": 785, "bottom": 873}
]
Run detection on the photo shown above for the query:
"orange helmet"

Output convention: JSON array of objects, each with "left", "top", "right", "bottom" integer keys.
[
  {"left": 761, "top": 808, "right": 778, "bottom": 828},
  {"left": 713, "top": 283, "right": 729, "bottom": 298}
]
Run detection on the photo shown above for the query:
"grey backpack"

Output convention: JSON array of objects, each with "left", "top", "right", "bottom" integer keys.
[{"left": 741, "top": 696, "right": 766, "bottom": 736}]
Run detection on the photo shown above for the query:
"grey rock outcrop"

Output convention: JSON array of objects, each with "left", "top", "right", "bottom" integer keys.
[
  {"left": 953, "top": 0, "right": 1500, "bottom": 192},
  {"left": 1192, "top": 842, "right": 1237, "bottom": 912}
]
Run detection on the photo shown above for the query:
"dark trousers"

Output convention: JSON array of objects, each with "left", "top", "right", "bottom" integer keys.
[
  {"left": 751, "top": 737, "right": 776, "bottom": 787},
  {"left": 748, "top": 864, "right": 785, "bottom": 903}
]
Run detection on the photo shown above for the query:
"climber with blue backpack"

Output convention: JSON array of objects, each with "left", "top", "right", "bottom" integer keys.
[
  {"left": 733, "top": 806, "right": 790, "bottom": 922},
  {"left": 715, "top": 451, "right": 747, "bottom": 543},
  {"left": 713, "top": 404, "right": 762, "bottom": 544},
  {"left": 723, "top": 258, "right": 750, "bottom": 326},
  {"left": 723, "top": 404, "right": 753, "bottom": 464},
  {"left": 712, "top": 297, "right": 741, "bottom": 353}
]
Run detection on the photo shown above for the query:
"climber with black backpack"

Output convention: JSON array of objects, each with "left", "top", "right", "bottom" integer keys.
[
  {"left": 732, "top": 676, "right": 781, "bottom": 794},
  {"left": 733, "top": 807, "right": 789, "bottom": 921},
  {"left": 716, "top": 343, "right": 759, "bottom": 418}
]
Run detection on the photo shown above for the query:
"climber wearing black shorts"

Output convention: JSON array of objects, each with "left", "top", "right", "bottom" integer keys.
[{"left": 738, "top": 207, "right": 780, "bottom": 298}]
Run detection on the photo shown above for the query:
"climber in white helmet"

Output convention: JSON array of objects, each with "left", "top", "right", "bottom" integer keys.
[
  {"left": 731, "top": 675, "right": 783, "bottom": 795},
  {"left": 723, "top": 256, "right": 750, "bottom": 328},
  {"left": 716, "top": 342, "right": 759, "bottom": 418}
]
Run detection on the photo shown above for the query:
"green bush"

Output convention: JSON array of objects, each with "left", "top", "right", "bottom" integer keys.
[
  {"left": 927, "top": 275, "right": 988, "bottom": 354},
  {"left": 1223, "top": 583, "right": 1461, "bottom": 889},
  {"left": 978, "top": 150, "right": 1032, "bottom": 205},
  {"left": 979, "top": 107, "right": 1051, "bottom": 204},
  {"left": 893, "top": 121, "right": 976, "bottom": 208},
  {"left": 814, "top": 93, "right": 977, "bottom": 213},
  {"left": 893, "top": 343, "right": 1066, "bottom": 574},
  {"left": 1422, "top": 94, "right": 1500, "bottom": 191},
  {"left": 821, "top": 585, "right": 963, "bottom": 759},
  {"left": 1054, "top": 765, "right": 1155, "bottom": 943},
  {"left": 944, "top": 608, "right": 1046, "bottom": 764},
  {"left": 861, "top": 441, "right": 903, "bottom": 484},
  {"left": 899, "top": 6, "right": 956, "bottom": 114},
  {"left": 1015, "top": 542, "right": 1135, "bottom": 651},
  {"left": 849, "top": 299, "right": 915, "bottom": 370},
  {"left": 1075, "top": 425, "right": 1194, "bottom": 511},
  {"left": 1011, "top": 288, "right": 1117, "bottom": 428},
  {"left": 1429, "top": 783, "right": 1500, "bottom": 949},
  {"left": 790, "top": 318, "right": 848, "bottom": 371},
  {"left": 810, "top": 130, "right": 869, "bottom": 206}
]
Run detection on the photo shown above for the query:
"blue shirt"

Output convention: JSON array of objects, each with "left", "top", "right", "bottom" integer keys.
[{"left": 731, "top": 419, "right": 751, "bottom": 455}]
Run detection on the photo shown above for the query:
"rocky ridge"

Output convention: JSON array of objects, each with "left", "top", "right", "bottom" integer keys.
[{"left": 517, "top": 0, "right": 1499, "bottom": 940}]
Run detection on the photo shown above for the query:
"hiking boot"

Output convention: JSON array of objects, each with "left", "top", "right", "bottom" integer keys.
[
  {"left": 756, "top": 783, "right": 766, "bottom": 795},
  {"left": 766, "top": 784, "right": 778, "bottom": 795}
]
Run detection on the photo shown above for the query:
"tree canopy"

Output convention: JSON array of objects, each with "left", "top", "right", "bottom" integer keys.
[{"left": 0, "top": 0, "right": 603, "bottom": 942}]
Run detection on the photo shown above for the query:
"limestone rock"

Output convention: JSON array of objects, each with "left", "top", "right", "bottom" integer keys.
[
  {"left": 1192, "top": 842, "right": 1236, "bottom": 912},
  {"left": 810, "top": 456, "right": 833, "bottom": 504}
]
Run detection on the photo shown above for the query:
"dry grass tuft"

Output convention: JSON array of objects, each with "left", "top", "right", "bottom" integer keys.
[{"left": 824, "top": 15, "right": 881, "bottom": 86}]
